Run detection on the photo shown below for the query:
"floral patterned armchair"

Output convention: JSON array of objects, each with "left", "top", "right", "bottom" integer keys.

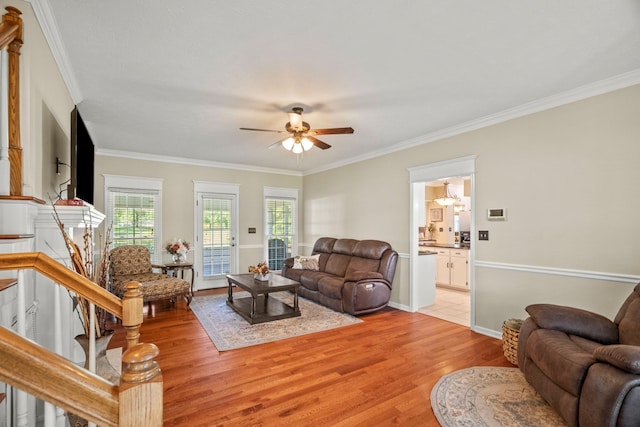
[{"left": 109, "top": 245, "right": 192, "bottom": 308}]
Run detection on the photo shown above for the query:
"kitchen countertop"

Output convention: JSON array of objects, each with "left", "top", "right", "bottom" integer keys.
[
  {"left": 419, "top": 242, "right": 470, "bottom": 250},
  {"left": 418, "top": 250, "right": 438, "bottom": 255}
]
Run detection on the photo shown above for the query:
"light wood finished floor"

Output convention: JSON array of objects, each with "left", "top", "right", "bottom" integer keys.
[{"left": 108, "top": 289, "right": 512, "bottom": 426}]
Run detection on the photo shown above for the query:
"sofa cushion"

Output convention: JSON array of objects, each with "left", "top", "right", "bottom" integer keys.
[
  {"left": 527, "top": 329, "right": 596, "bottom": 396},
  {"left": 594, "top": 345, "right": 640, "bottom": 374},
  {"left": 300, "top": 271, "right": 333, "bottom": 292},
  {"left": 618, "top": 298, "right": 640, "bottom": 346},
  {"left": 324, "top": 253, "right": 352, "bottom": 277},
  {"left": 353, "top": 240, "right": 392, "bottom": 259},
  {"left": 332, "top": 239, "right": 358, "bottom": 255},
  {"left": 526, "top": 303, "right": 618, "bottom": 344},
  {"left": 312, "top": 237, "right": 337, "bottom": 254},
  {"left": 346, "top": 257, "right": 380, "bottom": 277},
  {"left": 318, "top": 276, "right": 345, "bottom": 299}
]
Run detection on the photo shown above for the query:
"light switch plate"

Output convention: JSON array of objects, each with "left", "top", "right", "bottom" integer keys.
[{"left": 479, "top": 230, "right": 489, "bottom": 240}]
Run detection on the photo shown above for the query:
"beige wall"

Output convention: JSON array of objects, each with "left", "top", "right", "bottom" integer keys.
[
  {"left": 94, "top": 156, "right": 303, "bottom": 272},
  {"left": 17, "top": 0, "right": 639, "bottom": 334},
  {"left": 303, "top": 84, "right": 640, "bottom": 332},
  {"left": 2, "top": 0, "right": 75, "bottom": 199}
]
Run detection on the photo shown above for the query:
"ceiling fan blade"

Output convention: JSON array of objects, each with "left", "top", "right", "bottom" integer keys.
[
  {"left": 240, "top": 127, "right": 287, "bottom": 133},
  {"left": 267, "top": 137, "right": 289, "bottom": 149},
  {"left": 309, "top": 127, "right": 355, "bottom": 135},
  {"left": 306, "top": 136, "right": 331, "bottom": 150}
]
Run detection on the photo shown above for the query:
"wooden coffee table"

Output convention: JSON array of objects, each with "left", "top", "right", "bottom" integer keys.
[{"left": 226, "top": 274, "right": 301, "bottom": 324}]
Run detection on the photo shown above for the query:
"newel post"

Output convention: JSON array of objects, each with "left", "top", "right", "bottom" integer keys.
[
  {"left": 121, "top": 282, "right": 143, "bottom": 349},
  {"left": 119, "top": 343, "right": 163, "bottom": 426}
]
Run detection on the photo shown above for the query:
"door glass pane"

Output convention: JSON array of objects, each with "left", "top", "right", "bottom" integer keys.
[{"left": 202, "top": 197, "right": 232, "bottom": 278}]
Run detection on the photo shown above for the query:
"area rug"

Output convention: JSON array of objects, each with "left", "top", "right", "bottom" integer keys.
[
  {"left": 190, "top": 292, "right": 362, "bottom": 351},
  {"left": 431, "top": 366, "right": 567, "bottom": 426}
]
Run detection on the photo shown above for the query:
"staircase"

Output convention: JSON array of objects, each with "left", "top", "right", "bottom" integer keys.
[{"left": 0, "top": 252, "right": 163, "bottom": 426}]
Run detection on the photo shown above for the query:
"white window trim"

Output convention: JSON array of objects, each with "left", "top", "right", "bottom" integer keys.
[
  {"left": 103, "top": 174, "right": 164, "bottom": 263},
  {"left": 263, "top": 187, "right": 299, "bottom": 267}
]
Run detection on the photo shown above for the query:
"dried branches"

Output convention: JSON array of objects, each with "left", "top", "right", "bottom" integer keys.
[{"left": 52, "top": 204, "right": 112, "bottom": 338}]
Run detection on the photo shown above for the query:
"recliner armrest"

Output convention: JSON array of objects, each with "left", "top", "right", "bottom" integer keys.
[
  {"left": 594, "top": 345, "right": 640, "bottom": 374},
  {"left": 526, "top": 303, "right": 619, "bottom": 344},
  {"left": 344, "top": 270, "right": 384, "bottom": 283},
  {"left": 283, "top": 257, "right": 294, "bottom": 268}
]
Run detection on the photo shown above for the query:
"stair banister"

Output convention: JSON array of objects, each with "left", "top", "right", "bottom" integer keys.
[{"left": 0, "top": 252, "right": 161, "bottom": 425}]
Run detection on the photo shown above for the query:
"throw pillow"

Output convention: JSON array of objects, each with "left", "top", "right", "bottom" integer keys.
[{"left": 293, "top": 254, "right": 320, "bottom": 271}]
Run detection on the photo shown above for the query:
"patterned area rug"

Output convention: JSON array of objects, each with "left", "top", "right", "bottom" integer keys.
[
  {"left": 431, "top": 367, "right": 568, "bottom": 426},
  {"left": 191, "top": 292, "right": 362, "bottom": 351}
]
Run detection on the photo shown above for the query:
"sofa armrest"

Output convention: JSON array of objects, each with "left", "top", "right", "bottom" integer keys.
[
  {"left": 344, "top": 270, "right": 384, "bottom": 283},
  {"left": 526, "top": 304, "right": 619, "bottom": 344},
  {"left": 594, "top": 345, "right": 640, "bottom": 374}
]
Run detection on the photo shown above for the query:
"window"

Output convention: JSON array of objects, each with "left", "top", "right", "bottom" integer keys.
[
  {"left": 264, "top": 187, "right": 298, "bottom": 271},
  {"left": 104, "top": 175, "right": 162, "bottom": 262}
]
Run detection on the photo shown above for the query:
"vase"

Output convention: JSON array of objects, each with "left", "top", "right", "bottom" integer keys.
[
  {"left": 74, "top": 331, "right": 120, "bottom": 384},
  {"left": 254, "top": 273, "right": 270, "bottom": 281},
  {"left": 172, "top": 252, "right": 185, "bottom": 263},
  {"left": 68, "top": 331, "right": 120, "bottom": 426}
]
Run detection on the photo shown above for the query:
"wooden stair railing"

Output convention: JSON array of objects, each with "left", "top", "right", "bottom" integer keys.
[{"left": 0, "top": 252, "right": 163, "bottom": 426}]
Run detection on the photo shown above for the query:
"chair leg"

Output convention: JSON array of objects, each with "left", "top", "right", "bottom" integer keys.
[{"left": 184, "top": 292, "right": 192, "bottom": 310}]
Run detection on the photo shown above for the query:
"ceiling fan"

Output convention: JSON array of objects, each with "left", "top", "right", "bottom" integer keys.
[{"left": 240, "top": 107, "right": 354, "bottom": 154}]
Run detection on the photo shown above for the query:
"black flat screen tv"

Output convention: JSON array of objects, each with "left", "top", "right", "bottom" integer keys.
[{"left": 67, "top": 106, "right": 95, "bottom": 204}]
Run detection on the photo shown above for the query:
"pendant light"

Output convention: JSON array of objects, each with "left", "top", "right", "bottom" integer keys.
[{"left": 434, "top": 181, "right": 458, "bottom": 206}]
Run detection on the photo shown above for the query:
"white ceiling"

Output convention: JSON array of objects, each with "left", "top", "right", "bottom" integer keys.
[{"left": 39, "top": 0, "right": 640, "bottom": 175}]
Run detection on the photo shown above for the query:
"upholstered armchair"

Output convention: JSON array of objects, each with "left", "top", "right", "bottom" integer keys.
[
  {"left": 109, "top": 245, "right": 192, "bottom": 308},
  {"left": 518, "top": 283, "right": 640, "bottom": 427}
]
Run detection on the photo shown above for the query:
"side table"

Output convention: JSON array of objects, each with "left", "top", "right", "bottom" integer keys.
[{"left": 162, "top": 262, "right": 194, "bottom": 293}]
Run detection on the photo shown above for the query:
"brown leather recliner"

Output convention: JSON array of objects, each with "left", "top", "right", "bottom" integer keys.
[
  {"left": 518, "top": 283, "right": 640, "bottom": 427},
  {"left": 281, "top": 237, "right": 398, "bottom": 315}
]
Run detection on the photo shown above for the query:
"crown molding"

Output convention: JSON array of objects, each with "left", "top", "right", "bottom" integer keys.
[
  {"left": 303, "top": 69, "right": 640, "bottom": 176},
  {"left": 96, "top": 148, "right": 303, "bottom": 177},
  {"left": 26, "top": 0, "right": 82, "bottom": 102}
]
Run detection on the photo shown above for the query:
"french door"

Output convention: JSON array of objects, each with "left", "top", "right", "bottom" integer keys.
[{"left": 195, "top": 192, "right": 238, "bottom": 289}]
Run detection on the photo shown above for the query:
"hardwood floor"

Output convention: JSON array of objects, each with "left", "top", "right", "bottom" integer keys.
[{"left": 109, "top": 290, "right": 512, "bottom": 426}]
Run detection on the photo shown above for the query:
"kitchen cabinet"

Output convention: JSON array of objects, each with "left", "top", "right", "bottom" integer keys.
[{"left": 435, "top": 248, "right": 469, "bottom": 291}]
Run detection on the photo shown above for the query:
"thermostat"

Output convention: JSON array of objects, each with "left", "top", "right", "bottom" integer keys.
[{"left": 487, "top": 208, "right": 507, "bottom": 220}]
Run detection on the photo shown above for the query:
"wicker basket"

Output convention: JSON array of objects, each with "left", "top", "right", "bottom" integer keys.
[{"left": 502, "top": 319, "right": 523, "bottom": 366}]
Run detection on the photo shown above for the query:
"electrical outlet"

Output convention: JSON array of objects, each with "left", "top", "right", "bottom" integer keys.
[{"left": 479, "top": 230, "right": 489, "bottom": 240}]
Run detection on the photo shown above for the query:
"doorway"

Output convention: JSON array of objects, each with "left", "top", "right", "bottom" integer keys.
[
  {"left": 408, "top": 156, "right": 476, "bottom": 328},
  {"left": 193, "top": 182, "right": 240, "bottom": 290}
]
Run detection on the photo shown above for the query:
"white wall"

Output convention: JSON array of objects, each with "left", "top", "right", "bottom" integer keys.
[{"left": 303, "top": 84, "right": 640, "bottom": 333}]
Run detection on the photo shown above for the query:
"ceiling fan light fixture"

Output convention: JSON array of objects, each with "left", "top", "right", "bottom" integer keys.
[
  {"left": 292, "top": 141, "right": 304, "bottom": 154},
  {"left": 288, "top": 110, "right": 304, "bottom": 131},
  {"left": 282, "top": 137, "right": 295, "bottom": 151},
  {"left": 301, "top": 137, "right": 313, "bottom": 151}
]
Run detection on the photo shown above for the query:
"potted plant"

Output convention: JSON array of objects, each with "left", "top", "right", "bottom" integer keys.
[{"left": 248, "top": 261, "right": 270, "bottom": 281}]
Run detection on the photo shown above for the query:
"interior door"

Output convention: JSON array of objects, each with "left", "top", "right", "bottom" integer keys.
[{"left": 195, "top": 193, "right": 237, "bottom": 289}]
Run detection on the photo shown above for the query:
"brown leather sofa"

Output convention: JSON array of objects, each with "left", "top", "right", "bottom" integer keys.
[
  {"left": 281, "top": 237, "right": 398, "bottom": 315},
  {"left": 517, "top": 283, "right": 640, "bottom": 427}
]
